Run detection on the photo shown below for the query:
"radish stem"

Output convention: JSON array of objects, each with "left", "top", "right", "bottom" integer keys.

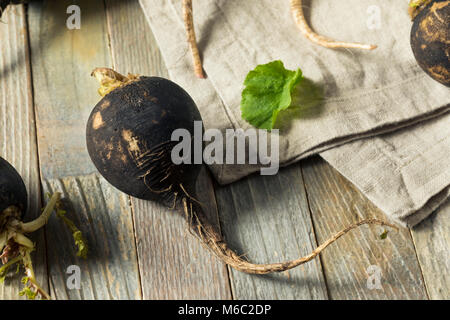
[
  {"left": 182, "top": 0, "right": 205, "bottom": 78},
  {"left": 12, "top": 232, "right": 33, "bottom": 249},
  {"left": 91, "top": 67, "right": 139, "bottom": 97},
  {"left": 0, "top": 255, "right": 21, "bottom": 279},
  {"left": 21, "top": 248, "right": 51, "bottom": 300},
  {"left": 19, "top": 192, "right": 61, "bottom": 233},
  {"left": 290, "top": 0, "right": 377, "bottom": 50},
  {"left": 409, "top": 0, "right": 432, "bottom": 19}
]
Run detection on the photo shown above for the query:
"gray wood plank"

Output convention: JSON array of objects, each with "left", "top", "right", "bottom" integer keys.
[
  {"left": 28, "top": 0, "right": 141, "bottom": 299},
  {"left": 301, "top": 156, "right": 429, "bottom": 299},
  {"left": 410, "top": 200, "right": 449, "bottom": 299},
  {"left": 215, "top": 164, "right": 328, "bottom": 300},
  {"left": 43, "top": 174, "right": 140, "bottom": 299},
  {"left": 0, "top": 4, "right": 48, "bottom": 299},
  {"left": 104, "top": 0, "right": 232, "bottom": 299},
  {"left": 132, "top": 168, "right": 232, "bottom": 299}
]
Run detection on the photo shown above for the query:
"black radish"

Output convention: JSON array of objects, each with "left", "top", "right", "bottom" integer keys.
[
  {"left": 0, "top": 156, "right": 27, "bottom": 219},
  {"left": 87, "top": 68, "right": 398, "bottom": 275},
  {"left": 0, "top": 157, "right": 87, "bottom": 299},
  {"left": 410, "top": 0, "right": 450, "bottom": 86}
]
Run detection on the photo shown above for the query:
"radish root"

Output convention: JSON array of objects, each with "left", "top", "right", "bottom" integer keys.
[
  {"left": 290, "top": 0, "right": 377, "bottom": 50},
  {"left": 0, "top": 193, "right": 88, "bottom": 299},
  {"left": 182, "top": 0, "right": 205, "bottom": 79},
  {"left": 182, "top": 197, "right": 398, "bottom": 274}
]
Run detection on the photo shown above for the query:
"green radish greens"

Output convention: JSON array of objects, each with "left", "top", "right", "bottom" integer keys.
[{"left": 241, "top": 60, "right": 322, "bottom": 130}]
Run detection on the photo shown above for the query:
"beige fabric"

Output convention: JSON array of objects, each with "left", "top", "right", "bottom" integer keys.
[
  {"left": 139, "top": 0, "right": 450, "bottom": 226},
  {"left": 322, "top": 113, "right": 450, "bottom": 227}
]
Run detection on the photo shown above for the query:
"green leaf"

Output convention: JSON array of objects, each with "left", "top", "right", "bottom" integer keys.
[
  {"left": 19, "top": 277, "right": 37, "bottom": 300},
  {"left": 19, "top": 286, "right": 37, "bottom": 300},
  {"left": 409, "top": 0, "right": 427, "bottom": 7},
  {"left": 73, "top": 230, "right": 88, "bottom": 259},
  {"left": 56, "top": 208, "right": 88, "bottom": 259},
  {"left": 0, "top": 255, "right": 22, "bottom": 283},
  {"left": 241, "top": 60, "right": 303, "bottom": 130},
  {"left": 0, "top": 266, "right": 9, "bottom": 283},
  {"left": 379, "top": 230, "right": 389, "bottom": 240}
]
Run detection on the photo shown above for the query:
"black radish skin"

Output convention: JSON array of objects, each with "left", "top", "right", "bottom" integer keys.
[
  {"left": 86, "top": 75, "right": 202, "bottom": 202},
  {"left": 87, "top": 68, "right": 397, "bottom": 274},
  {"left": 0, "top": 157, "right": 27, "bottom": 218},
  {"left": 410, "top": 0, "right": 450, "bottom": 86}
]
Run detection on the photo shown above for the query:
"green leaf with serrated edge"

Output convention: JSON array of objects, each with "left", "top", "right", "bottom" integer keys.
[{"left": 241, "top": 60, "right": 303, "bottom": 130}]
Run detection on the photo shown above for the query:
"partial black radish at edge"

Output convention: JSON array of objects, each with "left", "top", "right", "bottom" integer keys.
[
  {"left": 0, "top": 157, "right": 27, "bottom": 217},
  {"left": 410, "top": 0, "right": 450, "bottom": 86}
]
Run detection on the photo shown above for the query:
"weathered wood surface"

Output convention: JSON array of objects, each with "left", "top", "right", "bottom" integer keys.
[
  {"left": 43, "top": 175, "right": 140, "bottom": 299},
  {"left": 1, "top": 0, "right": 447, "bottom": 300},
  {"left": 0, "top": 4, "right": 48, "bottom": 300},
  {"left": 28, "top": 0, "right": 141, "bottom": 299},
  {"left": 301, "top": 157, "right": 429, "bottom": 299},
  {"left": 104, "top": 0, "right": 231, "bottom": 299},
  {"left": 410, "top": 200, "right": 449, "bottom": 299},
  {"left": 215, "top": 164, "right": 328, "bottom": 300},
  {"left": 107, "top": 0, "right": 449, "bottom": 301}
]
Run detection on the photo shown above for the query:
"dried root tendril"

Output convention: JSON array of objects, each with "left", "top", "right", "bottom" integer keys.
[
  {"left": 290, "top": 0, "right": 377, "bottom": 50},
  {"left": 182, "top": 0, "right": 205, "bottom": 78},
  {"left": 182, "top": 197, "right": 398, "bottom": 274}
]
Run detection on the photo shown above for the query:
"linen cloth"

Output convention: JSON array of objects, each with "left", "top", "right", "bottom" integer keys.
[{"left": 139, "top": 0, "right": 450, "bottom": 226}]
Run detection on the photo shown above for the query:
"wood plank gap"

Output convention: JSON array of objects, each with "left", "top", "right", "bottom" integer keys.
[
  {"left": 23, "top": 3, "right": 52, "bottom": 295},
  {"left": 102, "top": 0, "right": 116, "bottom": 68},
  {"left": 408, "top": 228, "right": 431, "bottom": 299},
  {"left": 408, "top": 202, "right": 449, "bottom": 300},
  {"left": 126, "top": 196, "right": 144, "bottom": 299},
  {"left": 206, "top": 175, "right": 234, "bottom": 300},
  {"left": 0, "top": 3, "right": 48, "bottom": 298},
  {"left": 299, "top": 162, "right": 331, "bottom": 300}
]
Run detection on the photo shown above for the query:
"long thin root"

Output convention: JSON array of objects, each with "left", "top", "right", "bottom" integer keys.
[
  {"left": 183, "top": 198, "right": 398, "bottom": 274},
  {"left": 182, "top": 0, "right": 205, "bottom": 78},
  {"left": 290, "top": 0, "right": 377, "bottom": 50}
]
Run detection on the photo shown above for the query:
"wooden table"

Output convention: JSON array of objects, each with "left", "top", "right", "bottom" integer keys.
[{"left": 1, "top": 0, "right": 448, "bottom": 300}]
